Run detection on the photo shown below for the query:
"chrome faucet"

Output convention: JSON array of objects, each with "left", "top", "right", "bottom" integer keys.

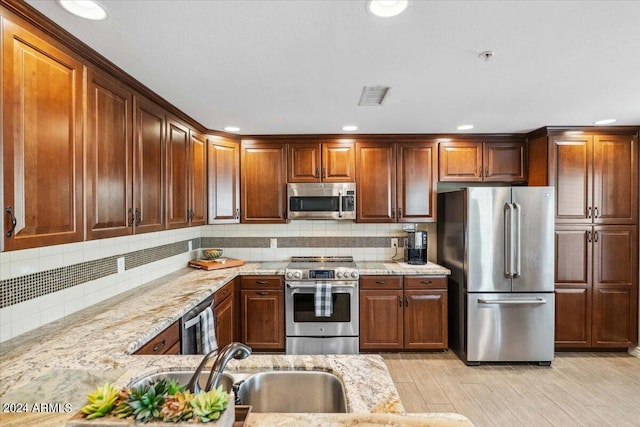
[{"left": 187, "top": 342, "right": 252, "bottom": 393}]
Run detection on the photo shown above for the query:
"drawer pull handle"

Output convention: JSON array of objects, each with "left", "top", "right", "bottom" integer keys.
[
  {"left": 398, "top": 295, "right": 402, "bottom": 307},
  {"left": 256, "top": 280, "right": 269, "bottom": 285},
  {"left": 153, "top": 340, "right": 166, "bottom": 353},
  {"left": 5, "top": 207, "right": 17, "bottom": 237},
  {"left": 257, "top": 291, "right": 269, "bottom": 295},
  {"left": 420, "top": 280, "right": 433, "bottom": 285},
  {"left": 375, "top": 280, "right": 388, "bottom": 285}
]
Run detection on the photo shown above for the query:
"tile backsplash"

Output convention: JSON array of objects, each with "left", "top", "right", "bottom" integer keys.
[{"left": 0, "top": 221, "right": 436, "bottom": 343}]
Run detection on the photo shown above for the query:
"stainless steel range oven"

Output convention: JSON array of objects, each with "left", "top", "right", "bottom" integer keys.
[{"left": 285, "top": 256, "right": 359, "bottom": 354}]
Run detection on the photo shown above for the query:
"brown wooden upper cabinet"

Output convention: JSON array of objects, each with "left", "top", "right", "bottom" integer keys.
[
  {"left": 356, "top": 140, "right": 437, "bottom": 223},
  {"left": 208, "top": 135, "right": 240, "bottom": 223},
  {"left": 240, "top": 140, "right": 287, "bottom": 223},
  {"left": 86, "top": 69, "right": 134, "bottom": 240},
  {"left": 166, "top": 118, "right": 206, "bottom": 228},
  {"left": 288, "top": 141, "right": 355, "bottom": 182},
  {"left": 438, "top": 139, "right": 526, "bottom": 182},
  {"left": 2, "top": 18, "right": 84, "bottom": 250},
  {"left": 549, "top": 134, "right": 638, "bottom": 224}
]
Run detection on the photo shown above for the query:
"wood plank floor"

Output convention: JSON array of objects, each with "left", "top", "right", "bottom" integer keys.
[{"left": 382, "top": 351, "right": 640, "bottom": 427}]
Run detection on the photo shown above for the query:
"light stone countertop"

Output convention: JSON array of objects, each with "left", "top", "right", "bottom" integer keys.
[{"left": 0, "top": 261, "right": 466, "bottom": 426}]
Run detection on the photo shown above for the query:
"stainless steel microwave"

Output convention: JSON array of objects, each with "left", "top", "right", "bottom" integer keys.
[{"left": 287, "top": 183, "right": 356, "bottom": 220}]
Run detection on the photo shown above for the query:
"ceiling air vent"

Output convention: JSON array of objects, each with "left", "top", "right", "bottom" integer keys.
[{"left": 358, "top": 86, "right": 390, "bottom": 106}]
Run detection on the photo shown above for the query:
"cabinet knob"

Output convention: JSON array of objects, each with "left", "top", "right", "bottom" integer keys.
[
  {"left": 135, "top": 208, "right": 141, "bottom": 225},
  {"left": 398, "top": 295, "right": 402, "bottom": 307},
  {"left": 405, "top": 296, "right": 409, "bottom": 307},
  {"left": 128, "top": 208, "right": 135, "bottom": 227}
]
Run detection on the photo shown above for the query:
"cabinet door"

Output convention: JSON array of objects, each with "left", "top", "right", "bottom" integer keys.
[
  {"left": 356, "top": 142, "right": 395, "bottom": 222},
  {"left": 86, "top": 69, "right": 133, "bottom": 240},
  {"left": 166, "top": 118, "right": 190, "bottom": 229},
  {"left": 592, "top": 135, "right": 638, "bottom": 224},
  {"left": 483, "top": 141, "right": 526, "bottom": 182},
  {"left": 554, "top": 226, "right": 592, "bottom": 347},
  {"left": 241, "top": 142, "right": 287, "bottom": 223},
  {"left": 2, "top": 19, "right": 84, "bottom": 250},
  {"left": 133, "top": 96, "right": 165, "bottom": 234},
  {"left": 359, "top": 290, "right": 403, "bottom": 350},
  {"left": 288, "top": 143, "right": 321, "bottom": 182},
  {"left": 322, "top": 141, "right": 355, "bottom": 182},
  {"left": 189, "top": 131, "right": 207, "bottom": 226},
  {"left": 208, "top": 137, "right": 240, "bottom": 223},
  {"left": 397, "top": 142, "right": 437, "bottom": 222},
  {"left": 592, "top": 226, "right": 638, "bottom": 347},
  {"left": 438, "top": 141, "right": 483, "bottom": 182},
  {"left": 550, "top": 136, "right": 593, "bottom": 223},
  {"left": 240, "top": 290, "right": 284, "bottom": 350},
  {"left": 215, "top": 294, "right": 235, "bottom": 351},
  {"left": 404, "top": 290, "right": 448, "bottom": 349}
]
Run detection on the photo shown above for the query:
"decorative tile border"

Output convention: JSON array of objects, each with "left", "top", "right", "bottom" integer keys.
[
  {"left": 0, "top": 238, "right": 201, "bottom": 309},
  {"left": 201, "top": 236, "right": 392, "bottom": 248}
]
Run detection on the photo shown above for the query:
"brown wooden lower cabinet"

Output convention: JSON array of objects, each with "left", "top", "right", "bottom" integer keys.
[
  {"left": 214, "top": 280, "right": 235, "bottom": 350},
  {"left": 359, "top": 275, "right": 448, "bottom": 351},
  {"left": 134, "top": 320, "right": 180, "bottom": 355},
  {"left": 240, "top": 275, "right": 285, "bottom": 351},
  {"left": 555, "top": 224, "right": 638, "bottom": 348}
]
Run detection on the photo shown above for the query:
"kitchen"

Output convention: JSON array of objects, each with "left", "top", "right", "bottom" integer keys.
[{"left": 1, "top": 0, "right": 639, "bottom": 426}]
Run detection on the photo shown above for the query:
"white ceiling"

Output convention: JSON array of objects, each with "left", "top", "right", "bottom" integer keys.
[{"left": 24, "top": 0, "right": 640, "bottom": 135}]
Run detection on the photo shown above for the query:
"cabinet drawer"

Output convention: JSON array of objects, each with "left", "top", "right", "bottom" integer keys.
[
  {"left": 214, "top": 281, "right": 234, "bottom": 306},
  {"left": 240, "top": 275, "right": 283, "bottom": 290},
  {"left": 404, "top": 276, "right": 447, "bottom": 289},
  {"left": 165, "top": 341, "right": 181, "bottom": 355},
  {"left": 134, "top": 321, "right": 180, "bottom": 355},
  {"left": 360, "top": 275, "right": 403, "bottom": 290}
]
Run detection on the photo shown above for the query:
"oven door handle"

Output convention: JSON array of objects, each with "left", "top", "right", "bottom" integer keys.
[{"left": 286, "top": 283, "right": 357, "bottom": 290}]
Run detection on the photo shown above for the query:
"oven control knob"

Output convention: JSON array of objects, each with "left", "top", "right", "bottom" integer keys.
[
  {"left": 293, "top": 271, "right": 302, "bottom": 279},
  {"left": 336, "top": 271, "right": 343, "bottom": 278},
  {"left": 286, "top": 272, "right": 294, "bottom": 279},
  {"left": 350, "top": 271, "right": 358, "bottom": 279}
]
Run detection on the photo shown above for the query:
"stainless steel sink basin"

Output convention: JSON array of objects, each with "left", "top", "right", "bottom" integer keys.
[
  {"left": 236, "top": 371, "right": 347, "bottom": 413},
  {"left": 130, "top": 370, "right": 348, "bottom": 413},
  {"left": 129, "top": 371, "right": 235, "bottom": 393}
]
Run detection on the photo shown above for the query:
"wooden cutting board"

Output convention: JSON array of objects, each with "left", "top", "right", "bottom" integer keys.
[{"left": 188, "top": 258, "right": 246, "bottom": 270}]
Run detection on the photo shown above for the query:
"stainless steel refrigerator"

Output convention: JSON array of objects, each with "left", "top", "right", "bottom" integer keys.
[{"left": 437, "top": 187, "right": 555, "bottom": 365}]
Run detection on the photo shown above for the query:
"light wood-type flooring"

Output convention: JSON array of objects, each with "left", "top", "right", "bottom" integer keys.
[{"left": 383, "top": 351, "right": 640, "bottom": 427}]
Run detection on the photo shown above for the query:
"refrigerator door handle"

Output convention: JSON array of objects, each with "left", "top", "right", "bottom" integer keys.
[
  {"left": 504, "top": 203, "right": 513, "bottom": 278},
  {"left": 513, "top": 202, "right": 522, "bottom": 278},
  {"left": 478, "top": 298, "right": 547, "bottom": 305}
]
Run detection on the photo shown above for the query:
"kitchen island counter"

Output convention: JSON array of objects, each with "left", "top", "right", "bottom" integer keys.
[{"left": 0, "top": 261, "right": 464, "bottom": 426}]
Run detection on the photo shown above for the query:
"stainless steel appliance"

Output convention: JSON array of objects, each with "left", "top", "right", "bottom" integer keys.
[
  {"left": 437, "top": 187, "right": 555, "bottom": 365},
  {"left": 287, "top": 183, "right": 356, "bottom": 220},
  {"left": 404, "top": 231, "right": 428, "bottom": 264},
  {"left": 285, "top": 256, "right": 359, "bottom": 354},
  {"left": 181, "top": 294, "right": 215, "bottom": 354}
]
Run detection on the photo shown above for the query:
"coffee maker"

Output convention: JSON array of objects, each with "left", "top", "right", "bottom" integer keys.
[{"left": 404, "top": 230, "right": 428, "bottom": 265}]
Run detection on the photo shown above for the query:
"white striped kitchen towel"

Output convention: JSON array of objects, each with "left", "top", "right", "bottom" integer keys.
[
  {"left": 315, "top": 282, "right": 333, "bottom": 317},
  {"left": 199, "top": 307, "right": 218, "bottom": 354}
]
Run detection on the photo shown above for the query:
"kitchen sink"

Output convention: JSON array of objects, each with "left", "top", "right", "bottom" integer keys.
[
  {"left": 235, "top": 371, "right": 347, "bottom": 413},
  {"left": 129, "top": 370, "right": 347, "bottom": 413},
  {"left": 129, "top": 371, "right": 235, "bottom": 393}
]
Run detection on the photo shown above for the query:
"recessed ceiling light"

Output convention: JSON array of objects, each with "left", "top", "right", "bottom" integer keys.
[
  {"left": 224, "top": 126, "right": 240, "bottom": 132},
  {"left": 457, "top": 124, "right": 474, "bottom": 131},
  {"left": 58, "top": 0, "right": 108, "bottom": 21},
  {"left": 367, "top": 0, "right": 408, "bottom": 18},
  {"left": 342, "top": 125, "right": 358, "bottom": 132},
  {"left": 593, "top": 118, "right": 616, "bottom": 125}
]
